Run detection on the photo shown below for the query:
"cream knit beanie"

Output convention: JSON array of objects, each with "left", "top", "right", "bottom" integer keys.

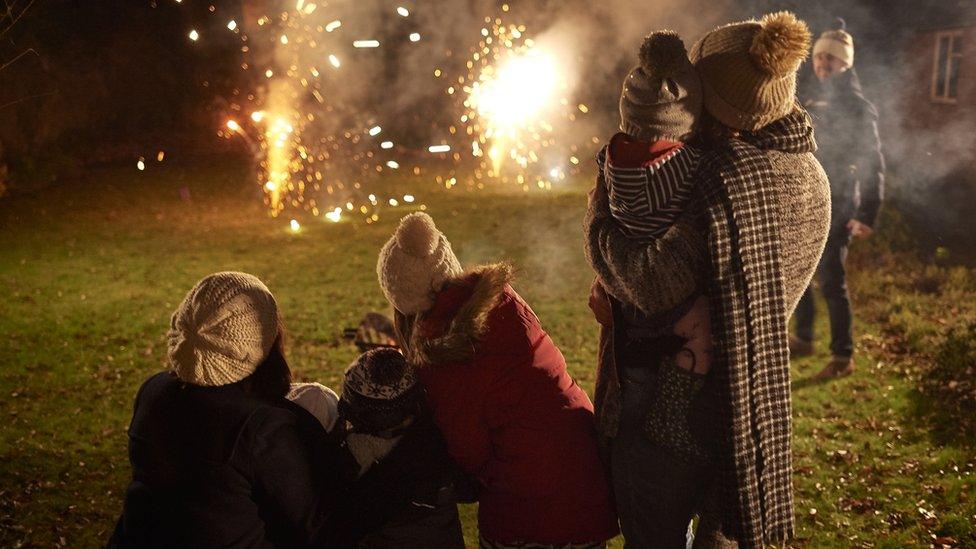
[
  {"left": 167, "top": 272, "right": 280, "bottom": 386},
  {"left": 619, "top": 31, "right": 702, "bottom": 141},
  {"left": 690, "top": 11, "right": 811, "bottom": 131},
  {"left": 376, "top": 212, "right": 463, "bottom": 315},
  {"left": 813, "top": 28, "right": 854, "bottom": 67}
]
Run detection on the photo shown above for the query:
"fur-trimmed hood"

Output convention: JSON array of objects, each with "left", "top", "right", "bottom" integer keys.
[{"left": 404, "top": 263, "right": 513, "bottom": 367}]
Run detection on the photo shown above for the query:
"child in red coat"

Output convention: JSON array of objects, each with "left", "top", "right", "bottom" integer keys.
[{"left": 377, "top": 212, "right": 618, "bottom": 547}]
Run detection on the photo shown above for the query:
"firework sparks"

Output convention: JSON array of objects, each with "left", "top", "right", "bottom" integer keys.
[{"left": 170, "top": 1, "right": 586, "bottom": 225}]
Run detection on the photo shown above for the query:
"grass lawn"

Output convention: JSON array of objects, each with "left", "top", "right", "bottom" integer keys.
[{"left": 0, "top": 159, "right": 973, "bottom": 547}]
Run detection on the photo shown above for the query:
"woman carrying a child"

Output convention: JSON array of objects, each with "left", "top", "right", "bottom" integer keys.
[
  {"left": 377, "top": 212, "right": 619, "bottom": 548},
  {"left": 585, "top": 13, "right": 831, "bottom": 548}
]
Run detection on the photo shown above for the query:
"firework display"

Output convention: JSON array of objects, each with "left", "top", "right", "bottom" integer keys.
[{"left": 172, "top": 0, "right": 593, "bottom": 225}]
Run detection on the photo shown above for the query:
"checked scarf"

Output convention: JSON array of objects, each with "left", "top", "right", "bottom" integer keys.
[{"left": 698, "top": 109, "right": 816, "bottom": 546}]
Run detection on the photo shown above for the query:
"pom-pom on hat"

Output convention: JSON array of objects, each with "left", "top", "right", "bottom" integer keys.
[
  {"left": 620, "top": 30, "right": 702, "bottom": 141},
  {"left": 690, "top": 11, "right": 811, "bottom": 131},
  {"left": 167, "top": 272, "right": 280, "bottom": 386},
  {"left": 376, "top": 212, "right": 463, "bottom": 315}
]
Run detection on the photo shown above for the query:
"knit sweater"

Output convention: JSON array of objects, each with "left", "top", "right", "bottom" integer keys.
[{"left": 585, "top": 140, "right": 829, "bottom": 324}]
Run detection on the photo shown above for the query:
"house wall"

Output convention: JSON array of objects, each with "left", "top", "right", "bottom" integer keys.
[{"left": 897, "top": 25, "right": 975, "bottom": 161}]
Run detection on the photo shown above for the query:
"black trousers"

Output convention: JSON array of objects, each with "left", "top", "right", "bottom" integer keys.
[{"left": 794, "top": 223, "right": 854, "bottom": 358}]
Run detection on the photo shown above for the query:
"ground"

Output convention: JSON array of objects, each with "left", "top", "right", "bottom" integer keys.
[{"left": 0, "top": 159, "right": 973, "bottom": 548}]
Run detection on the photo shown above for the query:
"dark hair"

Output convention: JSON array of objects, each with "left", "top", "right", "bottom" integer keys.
[
  {"left": 244, "top": 325, "right": 292, "bottom": 400},
  {"left": 698, "top": 110, "right": 740, "bottom": 147}
]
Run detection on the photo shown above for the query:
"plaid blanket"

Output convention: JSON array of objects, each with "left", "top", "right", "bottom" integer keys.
[{"left": 698, "top": 109, "right": 816, "bottom": 546}]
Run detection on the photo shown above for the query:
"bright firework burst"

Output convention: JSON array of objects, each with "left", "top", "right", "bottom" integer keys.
[
  {"left": 455, "top": 16, "right": 589, "bottom": 191},
  {"left": 173, "top": 2, "right": 591, "bottom": 223}
]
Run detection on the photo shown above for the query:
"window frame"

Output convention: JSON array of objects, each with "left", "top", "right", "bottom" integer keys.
[{"left": 931, "top": 30, "right": 964, "bottom": 104}]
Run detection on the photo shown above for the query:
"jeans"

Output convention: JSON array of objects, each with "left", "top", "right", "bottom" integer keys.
[
  {"left": 794, "top": 223, "right": 854, "bottom": 358},
  {"left": 611, "top": 362, "right": 709, "bottom": 549}
]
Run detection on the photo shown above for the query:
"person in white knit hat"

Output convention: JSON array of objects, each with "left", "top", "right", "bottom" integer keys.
[
  {"left": 376, "top": 212, "right": 464, "bottom": 316},
  {"left": 377, "top": 213, "right": 619, "bottom": 547},
  {"left": 111, "top": 272, "right": 410, "bottom": 548},
  {"left": 166, "top": 271, "right": 282, "bottom": 386},
  {"left": 794, "top": 19, "right": 885, "bottom": 380}
]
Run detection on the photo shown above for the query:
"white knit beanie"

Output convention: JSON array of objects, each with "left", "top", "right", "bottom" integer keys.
[
  {"left": 376, "top": 212, "right": 463, "bottom": 315},
  {"left": 813, "top": 28, "right": 854, "bottom": 67},
  {"left": 167, "top": 272, "right": 280, "bottom": 386}
]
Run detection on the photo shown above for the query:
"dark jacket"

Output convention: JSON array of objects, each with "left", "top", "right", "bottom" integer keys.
[
  {"left": 354, "top": 413, "right": 466, "bottom": 548},
  {"left": 402, "top": 264, "right": 619, "bottom": 544},
  {"left": 800, "top": 68, "right": 885, "bottom": 227},
  {"left": 111, "top": 372, "right": 376, "bottom": 548}
]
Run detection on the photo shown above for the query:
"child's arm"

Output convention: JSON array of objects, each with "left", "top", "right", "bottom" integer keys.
[{"left": 584, "top": 170, "right": 707, "bottom": 318}]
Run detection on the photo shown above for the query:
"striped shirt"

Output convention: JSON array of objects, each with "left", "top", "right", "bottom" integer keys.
[{"left": 598, "top": 141, "right": 702, "bottom": 242}]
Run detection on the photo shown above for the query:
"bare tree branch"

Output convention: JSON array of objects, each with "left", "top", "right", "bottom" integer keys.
[
  {"left": 0, "top": 89, "right": 55, "bottom": 112},
  {"left": 0, "top": 46, "right": 35, "bottom": 71},
  {"left": 0, "top": 0, "right": 36, "bottom": 39}
]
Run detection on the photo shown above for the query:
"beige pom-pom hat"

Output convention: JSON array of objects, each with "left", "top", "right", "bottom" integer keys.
[
  {"left": 690, "top": 11, "right": 812, "bottom": 131},
  {"left": 376, "top": 212, "right": 463, "bottom": 315}
]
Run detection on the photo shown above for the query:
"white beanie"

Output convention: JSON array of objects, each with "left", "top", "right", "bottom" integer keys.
[
  {"left": 813, "top": 28, "right": 854, "bottom": 67},
  {"left": 376, "top": 212, "right": 463, "bottom": 315},
  {"left": 167, "top": 272, "right": 280, "bottom": 386}
]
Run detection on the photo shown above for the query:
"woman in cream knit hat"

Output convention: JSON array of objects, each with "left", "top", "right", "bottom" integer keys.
[
  {"left": 111, "top": 272, "right": 410, "bottom": 548},
  {"left": 378, "top": 213, "right": 619, "bottom": 547},
  {"left": 586, "top": 12, "right": 831, "bottom": 548}
]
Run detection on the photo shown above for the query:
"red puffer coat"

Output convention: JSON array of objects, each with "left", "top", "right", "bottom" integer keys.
[{"left": 403, "top": 264, "right": 618, "bottom": 544}]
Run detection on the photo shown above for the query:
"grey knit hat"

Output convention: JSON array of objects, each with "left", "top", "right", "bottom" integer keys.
[
  {"left": 619, "top": 31, "right": 702, "bottom": 141},
  {"left": 167, "top": 272, "right": 280, "bottom": 386}
]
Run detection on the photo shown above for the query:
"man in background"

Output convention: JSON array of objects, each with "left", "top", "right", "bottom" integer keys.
[{"left": 793, "top": 20, "right": 885, "bottom": 379}]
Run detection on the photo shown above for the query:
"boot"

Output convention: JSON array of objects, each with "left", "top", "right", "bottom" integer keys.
[
  {"left": 789, "top": 335, "right": 814, "bottom": 357},
  {"left": 813, "top": 356, "right": 854, "bottom": 380}
]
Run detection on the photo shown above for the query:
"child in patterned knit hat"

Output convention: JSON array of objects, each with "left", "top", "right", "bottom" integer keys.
[
  {"left": 599, "top": 30, "right": 711, "bottom": 378},
  {"left": 338, "top": 348, "right": 465, "bottom": 548}
]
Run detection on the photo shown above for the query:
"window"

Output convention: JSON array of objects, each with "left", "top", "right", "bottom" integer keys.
[{"left": 931, "top": 31, "right": 963, "bottom": 103}]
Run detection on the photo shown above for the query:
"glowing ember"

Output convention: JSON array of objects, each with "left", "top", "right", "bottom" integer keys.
[
  {"left": 188, "top": 29, "right": 199, "bottom": 41},
  {"left": 353, "top": 40, "right": 380, "bottom": 48},
  {"left": 325, "top": 208, "right": 342, "bottom": 222},
  {"left": 289, "top": 219, "right": 301, "bottom": 232},
  {"left": 428, "top": 144, "right": 451, "bottom": 153}
]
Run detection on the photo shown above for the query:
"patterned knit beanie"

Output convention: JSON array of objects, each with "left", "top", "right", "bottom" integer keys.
[
  {"left": 620, "top": 31, "right": 702, "bottom": 141},
  {"left": 690, "top": 11, "right": 811, "bottom": 131},
  {"left": 376, "top": 212, "right": 463, "bottom": 315},
  {"left": 813, "top": 20, "right": 854, "bottom": 67},
  {"left": 338, "top": 348, "right": 423, "bottom": 434},
  {"left": 167, "top": 272, "right": 280, "bottom": 386}
]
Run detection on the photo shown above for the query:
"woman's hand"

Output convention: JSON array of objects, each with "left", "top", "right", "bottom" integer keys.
[
  {"left": 588, "top": 279, "right": 613, "bottom": 326},
  {"left": 846, "top": 219, "right": 874, "bottom": 238}
]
